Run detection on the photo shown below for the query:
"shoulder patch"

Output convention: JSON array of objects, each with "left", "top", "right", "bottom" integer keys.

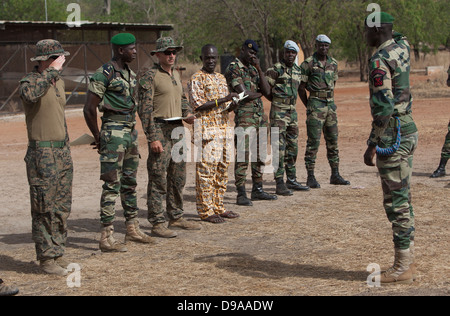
[{"left": 371, "top": 69, "right": 387, "bottom": 87}]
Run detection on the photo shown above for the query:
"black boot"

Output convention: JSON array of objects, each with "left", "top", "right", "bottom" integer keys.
[
  {"left": 286, "top": 177, "right": 310, "bottom": 191},
  {"left": 275, "top": 178, "right": 293, "bottom": 196},
  {"left": 236, "top": 186, "right": 253, "bottom": 206},
  {"left": 430, "top": 158, "right": 448, "bottom": 178},
  {"left": 306, "top": 170, "right": 320, "bottom": 189},
  {"left": 251, "top": 182, "right": 278, "bottom": 201},
  {"left": 330, "top": 167, "right": 350, "bottom": 185}
]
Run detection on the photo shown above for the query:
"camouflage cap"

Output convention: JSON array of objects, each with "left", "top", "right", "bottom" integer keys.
[
  {"left": 151, "top": 37, "right": 183, "bottom": 55},
  {"left": 31, "top": 39, "right": 70, "bottom": 62}
]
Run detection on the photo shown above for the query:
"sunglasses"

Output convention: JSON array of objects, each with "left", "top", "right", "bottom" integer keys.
[
  {"left": 49, "top": 56, "right": 60, "bottom": 60},
  {"left": 163, "top": 50, "right": 177, "bottom": 56}
]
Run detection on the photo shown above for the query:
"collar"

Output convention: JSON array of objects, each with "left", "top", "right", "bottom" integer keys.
[{"left": 376, "top": 39, "right": 396, "bottom": 53}]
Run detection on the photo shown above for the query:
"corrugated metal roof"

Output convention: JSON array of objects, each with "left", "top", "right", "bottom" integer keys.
[{"left": 0, "top": 20, "right": 174, "bottom": 30}]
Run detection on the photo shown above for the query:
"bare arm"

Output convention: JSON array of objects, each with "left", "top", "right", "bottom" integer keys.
[{"left": 83, "top": 91, "right": 102, "bottom": 150}]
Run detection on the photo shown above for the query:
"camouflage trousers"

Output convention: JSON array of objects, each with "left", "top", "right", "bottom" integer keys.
[
  {"left": 147, "top": 123, "right": 186, "bottom": 224},
  {"left": 305, "top": 98, "right": 340, "bottom": 171},
  {"left": 270, "top": 102, "right": 299, "bottom": 179},
  {"left": 377, "top": 131, "right": 418, "bottom": 249},
  {"left": 196, "top": 130, "right": 230, "bottom": 219},
  {"left": 234, "top": 109, "right": 267, "bottom": 187},
  {"left": 99, "top": 120, "right": 139, "bottom": 225},
  {"left": 24, "top": 145, "right": 73, "bottom": 261},
  {"left": 441, "top": 122, "right": 450, "bottom": 159}
]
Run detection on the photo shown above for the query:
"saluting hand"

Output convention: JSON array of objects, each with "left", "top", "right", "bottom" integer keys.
[{"left": 50, "top": 56, "right": 66, "bottom": 71}]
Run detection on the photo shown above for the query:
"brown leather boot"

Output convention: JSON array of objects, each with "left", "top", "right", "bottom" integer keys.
[
  {"left": 99, "top": 225, "right": 128, "bottom": 253},
  {"left": 380, "top": 248, "right": 414, "bottom": 285},
  {"left": 125, "top": 220, "right": 155, "bottom": 244},
  {"left": 40, "top": 259, "right": 68, "bottom": 276}
]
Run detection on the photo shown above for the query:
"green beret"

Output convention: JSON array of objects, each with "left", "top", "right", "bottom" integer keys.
[
  {"left": 111, "top": 33, "right": 136, "bottom": 46},
  {"left": 366, "top": 12, "right": 395, "bottom": 26}
]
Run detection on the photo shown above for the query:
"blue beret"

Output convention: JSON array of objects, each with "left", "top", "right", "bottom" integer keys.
[{"left": 243, "top": 39, "right": 259, "bottom": 52}]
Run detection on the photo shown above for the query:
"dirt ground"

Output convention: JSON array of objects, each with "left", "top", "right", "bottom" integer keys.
[{"left": 0, "top": 74, "right": 448, "bottom": 297}]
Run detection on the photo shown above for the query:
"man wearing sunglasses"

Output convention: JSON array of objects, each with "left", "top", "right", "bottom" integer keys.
[{"left": 138, "top": 37, "right": 199, "bottom": 238}]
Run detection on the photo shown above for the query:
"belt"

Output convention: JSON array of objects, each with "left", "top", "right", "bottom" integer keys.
[
  {"left": 103, "top": 112, "right": 135, "bottom": 122},
  {"left": 155, "top": 118, "right": 183, "bottom": 125},
  {"left": 272, "top": 96, "right": 296, "bottom": 106},
  {"left": 28, "top": 140, "right": 66, "bottom": 148},
  {"left": 309, "top": 90, "right": 334, "bottom": 99}
]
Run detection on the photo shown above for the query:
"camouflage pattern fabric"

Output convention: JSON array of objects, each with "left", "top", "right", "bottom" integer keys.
[
  {"left": 266, "top": 61, "right": 302, "bottom": 179},
  {"left": 441, "top": 122, "right": 450, "bottom": 159},
  {"left": 89, "top": 61, "right": 137, "bottom": 114},
  {"left": 225, "top": 58, "right": 267, "bottom": 187},
  {"left": 146, "top": 123, "right": 187, "bottom": 224},
  {"left": 20, "top": 66, "right": 61, "bottom": 103},
  {"left": 24, "top": 145, "right": 73, "bottom": 261},
  {"left": 99, "top": 120, "right": 139, "bottom": 224},
  {"left": 30, "top": 39, "right": 70, "bottom": 62},
  {"left": 300, "top": 53, "right": 341, "bottom": 171},
  {"left": 368, "top": 36, "right": 418, "bottom": 249},
  {"left": 89, "top": 60, "right": 140, "bottom": 225},
  {"left": 304, "top": 98, "right": 340, "bottom": 171}
]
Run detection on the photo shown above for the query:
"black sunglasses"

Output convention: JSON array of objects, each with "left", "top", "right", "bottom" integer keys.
[{"left": 163, "top": 50, "right": 177, "bottom": 56}]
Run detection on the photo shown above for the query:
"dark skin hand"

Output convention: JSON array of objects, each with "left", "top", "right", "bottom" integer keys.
[
  {"left": 364, "top": 145, "right": 377, "bottom": 166},
  {"left": 235, "top": 46, "right": 271, "bottom": 101},
  {"left": 83, "top": 43, "right": 137, "bottom": 152},
  {"left": 195, "top": 45, "right": 238, "bottom": 112}
]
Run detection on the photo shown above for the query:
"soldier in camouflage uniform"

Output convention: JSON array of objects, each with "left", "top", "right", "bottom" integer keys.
[
  {"left": 299, "top": 35, "right": 350, "bottom": 189},
  {"left": 84, "top": 33, "right": 153, "bottom": 253},
  {"left": 137, "top": 37, "right": 200, "bottom": 238},
  {"left": 430, "top": 71, "right": 450, "bottom": 178},
  {"left": 266, "top": 40, "right": 310, "bottom": 195},
  {"left": 225, "top": 40, "right": 277, "bottom": 206},
  {"left": 20, "top": 39, "right": 73, "bottom": 276},
  {"left": 364, "top": 13, "right": 418, "bottom": 285}
]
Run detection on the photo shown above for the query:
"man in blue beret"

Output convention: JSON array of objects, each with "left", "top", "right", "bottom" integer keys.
[{"left": 84, "top": 33, "right": 154, "bottom": 252}]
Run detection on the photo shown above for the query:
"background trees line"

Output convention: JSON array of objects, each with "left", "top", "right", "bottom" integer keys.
[{"left": 1, "top": 0, "right": 449, "bottom": 81}]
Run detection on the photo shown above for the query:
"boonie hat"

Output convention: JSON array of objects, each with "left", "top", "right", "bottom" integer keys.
[
  {"left": 30, "top": 39, "right": 70, "bottom": 62},
  {"left": 151, "top": 37, "right": 183, "bottom": 55}
]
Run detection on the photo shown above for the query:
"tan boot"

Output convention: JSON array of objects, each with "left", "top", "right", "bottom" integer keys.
[
  {"left": 380, "top": 248, "right": 413, "bottom": 285},
  {"left": 169, "top": 217, "right": 202, "bottom": 231},
  {"left": 152, "top": 222, "right": 178, "bottom": 238},
  {"left": 99, "top": 225, "right": 128, "bottom": 253},
  {"left": 40, "top": 259, "right": 68, "bottom": 276},
  {"left": 125, "top": 220, "right": 155, "bottom": 244}
]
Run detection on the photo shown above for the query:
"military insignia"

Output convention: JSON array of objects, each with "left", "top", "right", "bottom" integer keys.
[
  {"left": 248, "top": 43, "right": 253, "bottom": 49},
  {"left": 371, "top": 69, "right": 386, "bottom": 87}
]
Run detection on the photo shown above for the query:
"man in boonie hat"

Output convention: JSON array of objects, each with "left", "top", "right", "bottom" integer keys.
[
  {"left": 84, "top": 32, "right": 152, "bottom": 252},
  {"left": 19, "top": 39, "right": 73, "bottom": 276},
  {"left": 137, "top": 36, "right": 199, "bottom": 238}
]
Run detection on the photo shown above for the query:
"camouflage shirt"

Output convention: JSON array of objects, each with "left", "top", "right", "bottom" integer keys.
[
  {"left": 266, "top": 61, "right": 302, "bottom": 104},
  {"left": 225, "top": 57, "right": 263, "bottom": 111},
  {"left": 367, "top": 37, "right": 416, "bottom": 144},
  {"left": 88, "top": 60, "right": 137, "bottom": 115},
  {"left": 300, "top": 53, "right": 338, "bottom": 99}
]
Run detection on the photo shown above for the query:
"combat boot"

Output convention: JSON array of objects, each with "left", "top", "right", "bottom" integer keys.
[
  {"left": 169, "top": 217, "right": 202, "bottom": 230},
  {"left": 410, "top": 241, "right": 417, "bottom": 281},
  {"left": 152, "top": 222, "right": 178, "bottom": 238},
  {"left": 330, "top": 167, "right": 350, "bottom": 185},
  {"left": 40, "top": 259, "right": 68, "bottom": 276},
  {"left": 251, "top": 182, "right": 278, "bottom": 201},
  {"left": 286, "top": 177, "right": 310, "bottom": 191},
  {"left": 0, "top": 279, "right": 19, "bottom": 296},
  {"left": 275, "top": 178, "right": 293, "bottom": 196},
  {"left": 236, "top": 186, "right": 253, "bottom": 206},
  {"left": 380, "top": 248, "right": 414, "bottom": 285},
  {"left": 125, "top": 219, "right": 155, "bottom": 244},
  {"left": 306, "top": 170, "right": 320, "bottom": 189},
  {"left": 430, "top": 158, "right": 448, "bottom": 178},
  {"left": 99, "top": 225, "right": 128, "bottom": 253}
]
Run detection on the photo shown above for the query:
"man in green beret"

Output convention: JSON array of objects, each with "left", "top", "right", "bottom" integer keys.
[
  {"left": 84, "top": 33, "right": 154, "bottom": 253},
  {"left": 364, "top": 13, "right": 418, "bottom": 285},
  {"left": 20, "top": 39, "right": 73, "bottom": 276}
]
